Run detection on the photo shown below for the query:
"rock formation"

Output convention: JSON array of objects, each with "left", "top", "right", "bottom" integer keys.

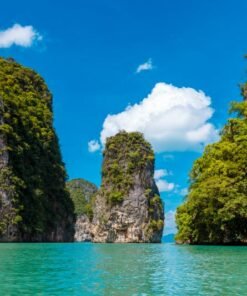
[
  {"left": 0, "top": 99, "right": 18, "bottom": 241},
  {"left": 0, "top": 58, "right": 74, "bottom": 242},
  {"left": 66, "top": 179, "right": 97, "bottom": 241},
  {"left": 91, "top": 131, "right": 164, "bottom": 243},
  {"left": 0, "top": 58, "right": 164, "bottom": 243},
  {"left": 74, "top": 214, "right": 92, "bottom": 242}
]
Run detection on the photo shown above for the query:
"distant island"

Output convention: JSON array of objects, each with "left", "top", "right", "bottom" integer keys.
[{"left": 162, "top": 234, "right": 175, "bottom": 243}]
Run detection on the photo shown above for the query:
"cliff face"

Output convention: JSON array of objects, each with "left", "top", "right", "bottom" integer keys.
[
  {"left": 0, "top": 99, "right": 18, "bottom": 241},
  {"left": 0, "top": 58, "right": 74, "bottom": 242},
  {"left": 66, "top": 179, "right": 97, "bottom": 241},
  {"left": 91, "top": 131, "right": 164, "bottom": 243},
  {"left": 74, "top": 214, "right": 92, "bottom": 242}
]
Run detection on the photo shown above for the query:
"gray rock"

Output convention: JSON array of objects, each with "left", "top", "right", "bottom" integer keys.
[
  {"left": 91, "top": 131, "right": 164, "bottom": 243},
  {"left": 68, "top": 133, "right": 165, "bottom": 244},
  {"left": 74, "top": 214, "right": 92, "bottom": 242}
]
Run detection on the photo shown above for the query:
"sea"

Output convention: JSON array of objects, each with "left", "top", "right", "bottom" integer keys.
[{"left": 0, "top": 243, "right": 246, "bottom": 295}]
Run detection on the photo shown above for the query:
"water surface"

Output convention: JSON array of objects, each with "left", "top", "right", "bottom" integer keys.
[{"left": 0, "top": 243, "right": 246, "bottom": 295}]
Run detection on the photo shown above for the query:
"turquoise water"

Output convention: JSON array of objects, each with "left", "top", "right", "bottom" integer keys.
[{"left": 0, "top": 243, "right": 247, "bottom": 295}]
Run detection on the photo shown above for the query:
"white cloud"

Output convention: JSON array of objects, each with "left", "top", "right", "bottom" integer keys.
[
  {"left": 154, "top": 169, "right": 169, "bottom": 179},
  {"left": 180, "top": 187, "right": 188, "bottom": 196},
  {"left": 88, "top": 140, "right": 101, "bottom": 153},
  {"left": 156, "top": 179, "right": 175, "bottom": 192},
  {"left": 136, "top": 58, "right": 153, "bottom": 73},
  {"left": 154, "top": 169, "right": 174, "bottom": 192},
  {"left": 100, "top": 82, "right": 218, "bottom": 152},
  {"left": 164, "top": 210, "right": 177, "bottom": 235},
  {"left": 173, "top": 184, "right": 188, "bottom": 196},
  {"left": 0, "top": 24, "right": 42, "bottom": 48}
]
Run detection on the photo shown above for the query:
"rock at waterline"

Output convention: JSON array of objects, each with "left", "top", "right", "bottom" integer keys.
[{"left": 91, "top": 131, "right": 164, "bottom": 243}]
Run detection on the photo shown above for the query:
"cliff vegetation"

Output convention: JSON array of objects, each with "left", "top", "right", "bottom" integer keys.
[
  {"left": 92, "top": 131, "right": 164, "bottom": 243},
  {"left": 176, "top": 97, "right": 247, "bottom": 244},
  {"left": 66, "top": 178, "right": 97, "bottom": 221},
  {"left": 0, "top": 58, "right": 74, "bottom": 241}
]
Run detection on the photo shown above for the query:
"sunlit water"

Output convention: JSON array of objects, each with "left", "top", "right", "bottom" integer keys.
[{"left": 0, "top": 243, "right": 247, "bottom": 295}]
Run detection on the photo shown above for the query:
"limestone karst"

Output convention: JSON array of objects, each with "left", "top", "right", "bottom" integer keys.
[
  {"left": 66, "top": 178, "right": 97, "bottom": 241},
  {"left": 0, "top": 58, "right": 74, "bottom": 241},
  {"left": 91, "top": 131, "right": 164, "bottom": 243},
  {"left": 0, "top": 58, "right": 164, "bottom": 243}
]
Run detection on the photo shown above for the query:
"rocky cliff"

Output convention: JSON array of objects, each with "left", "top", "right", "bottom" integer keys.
[
  {"left": 0, "top": 99, "right": 18, "bottom": 241},
  {"left": 91, "top": 131, "right": 164, "bottom": 243},
  {"left": 66, "top": 179, "right": 97, "bottom": 241},
  {"left": 0, "top": 58, "right": 74, "bottom": 242}
]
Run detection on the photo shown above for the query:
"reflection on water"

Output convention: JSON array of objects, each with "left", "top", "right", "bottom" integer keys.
[{"left": 0, "top": 243, "right": 247, "bottom": 295}]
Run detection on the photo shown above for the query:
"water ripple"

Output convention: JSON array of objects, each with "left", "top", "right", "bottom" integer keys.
[{"left": 0, "top": 243, "right": 247, "bottom": 295}]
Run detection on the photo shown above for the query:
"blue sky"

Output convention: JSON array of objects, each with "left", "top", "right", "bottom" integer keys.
[{"left": 1, "top": 0, "right": 247, "bottom": 233}]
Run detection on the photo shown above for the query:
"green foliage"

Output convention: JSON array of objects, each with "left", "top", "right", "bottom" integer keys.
[
  {"left": 176, "top": 100, "right": 247, "bottom": 244},
  {"left": 107, "top": 191, "right": 124, "bottom": 204},
  {"left": 150, "top": 194, "right": 163, "bottom": 211},
  {"left": 145, "top": 188, "right": 152, "bottom": 197},
  {"left": 101, "top": 131, "right": 155, "bottom": 205},
  {"left": 148, "top": 219, "right": 164, "bottom": 231},
  {"left": 66, "top": 178, "right": 97, "bottom": 220},
  {"left": 0, "top": 57, "right": 74, "bottom": 239}
]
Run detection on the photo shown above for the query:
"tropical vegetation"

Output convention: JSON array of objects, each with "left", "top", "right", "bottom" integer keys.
[{"left": 176, "top": 83, "right": 247, "bottom": 244}]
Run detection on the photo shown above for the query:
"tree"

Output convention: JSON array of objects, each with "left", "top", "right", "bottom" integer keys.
[{"left": 176, "top": 93, "right": 247, "bottom": 244}]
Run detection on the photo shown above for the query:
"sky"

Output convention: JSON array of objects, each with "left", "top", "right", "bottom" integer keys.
[{"left": 1, "top": 0, "right": 247, "bottom": 234}]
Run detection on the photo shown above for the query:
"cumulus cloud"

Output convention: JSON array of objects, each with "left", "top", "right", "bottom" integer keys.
[
  {"left": 0, "top": 24, "right": 42, "bottom": 48},
  {"left": 154, "top": 169, "right": 174, "bottom": 192},
  {"left": 154, "top": 169, "right": 169, "bottom": 179},
  {"left": 88, "top": 140, "right": 101, "bottom": 152},
  {"left": 164, "top": 210, "right": 177, "bottom": 235},
  {"left": 136, "top": 58, "right": 153, "bottom": 73},
  {"left": 180, "top": 187, "right": 188, "bottom": 196},
  {"left": 100, "top": 82, "right": 218, "bottom": 152},
  {"left": 156, "top": 179, "right": 175, "bottom": 192},
  {"left": 172, "top": 185, "right": 189, "bottom": 196}
]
